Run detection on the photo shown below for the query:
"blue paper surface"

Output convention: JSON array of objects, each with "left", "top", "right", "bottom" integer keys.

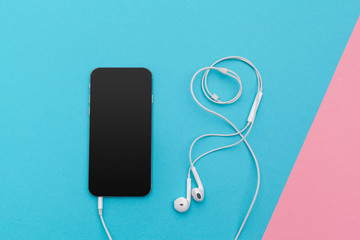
[{"left": 0, "top": 1, "right": 359, "bottom": 239}]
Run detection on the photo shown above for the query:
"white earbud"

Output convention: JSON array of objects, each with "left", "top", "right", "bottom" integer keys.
[
  {"left": 174, "top": 56, "right": 263, "bottom": 239},
  {"left": 190, "top": 167, "right": 204, "bottom": 202},
  {"left": 174, "top": 178, "right": 191, "bottom": 212}
]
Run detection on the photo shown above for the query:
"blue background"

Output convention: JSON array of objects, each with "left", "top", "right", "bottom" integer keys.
[{"left": 0, "top": 1, "right": 359, "bottom": 239}]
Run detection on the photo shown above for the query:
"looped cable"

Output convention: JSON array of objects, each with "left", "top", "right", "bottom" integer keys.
[
  {"left": 201, "top": 68, "right": 242, "bottom": 104},
  {"left": 187, "top": 56, "right": 263, "bottom": 240}
]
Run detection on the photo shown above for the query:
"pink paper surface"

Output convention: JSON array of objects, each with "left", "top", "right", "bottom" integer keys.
[{"left": 263, "top": 17, "right": 360, "bottom": 240}]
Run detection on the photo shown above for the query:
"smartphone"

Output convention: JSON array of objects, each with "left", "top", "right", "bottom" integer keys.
[{"left": 88, "top": 68, "right": 152, "bottom": 196}]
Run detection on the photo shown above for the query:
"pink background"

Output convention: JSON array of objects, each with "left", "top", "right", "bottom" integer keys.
[{"left": 263, "top": 17, "right": 360, "bottom": 239}]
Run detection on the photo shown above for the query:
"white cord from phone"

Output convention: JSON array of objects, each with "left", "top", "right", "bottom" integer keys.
[{"left": 98, "top": 197, "right": 113, "bottom": 240}]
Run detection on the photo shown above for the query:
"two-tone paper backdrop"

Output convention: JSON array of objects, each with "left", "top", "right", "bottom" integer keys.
[{"left": 0, "top": 1, "right": 359, "bottom": 239}]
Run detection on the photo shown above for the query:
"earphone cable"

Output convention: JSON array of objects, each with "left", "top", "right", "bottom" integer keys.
[
  {"left": 187, "top": 123, "right": 252, "bottom": 176},
  {"left": 98, "top": 197, "right": 113, "bottom": 240},
  {"left": 188, "top": 57, "right": 262, "bottom": 239}
]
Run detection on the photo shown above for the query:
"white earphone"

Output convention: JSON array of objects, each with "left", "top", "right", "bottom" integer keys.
[
  {"left": 174, "top": 56, "right": 263, "bottom": 240},
  {"left": 174, "top": 166, "right": 204, "bottom": 212}
]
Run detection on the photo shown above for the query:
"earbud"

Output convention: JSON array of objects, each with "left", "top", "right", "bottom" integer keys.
[
  {"left": 174, "top": 56, "right": 263, "bottom": 237},
  {"left": 174, "top": 197, "right": 189, "bottom": 213},
  {"left": 174, "top": 177, "right": 191, "bottom": 212},
  {"left": 191, "top": 188, "right": 204, "bottom": 202},
  {"left": 190, "top": 166, "right": 204, "bottom": 202}
]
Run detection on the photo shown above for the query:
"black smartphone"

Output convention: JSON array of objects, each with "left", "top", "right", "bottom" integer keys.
[{"left": 88, "top": 68, "right": 152, "bottom": 196}]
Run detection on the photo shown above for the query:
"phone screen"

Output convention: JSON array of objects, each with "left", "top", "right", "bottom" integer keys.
[{"left": 89, "top": 68, "right": 152, "bottom": 196}]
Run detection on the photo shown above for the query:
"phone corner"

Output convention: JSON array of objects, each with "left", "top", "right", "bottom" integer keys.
[
  {"left": 88, "top": 184, "right": 100, "bottom": 197},
  {"left": 90, "top": 68, "right": 102, "bottom": 79},
  {"left": 141, "top": 67, "right": 152, "bottom": 78},
  {"left": 141, "top": 185, "right": 152, "bottom": 197}
]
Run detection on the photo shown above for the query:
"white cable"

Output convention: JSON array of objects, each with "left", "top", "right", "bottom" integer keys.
[
  {"left": 188, "top": 56, "right": 263, "bottom": 239},
  {"left": 187, "top": 123, "right": 251, "bottom": 176},
  {"left": 98, "top": 197, "right": 113, "bottom": 240}
]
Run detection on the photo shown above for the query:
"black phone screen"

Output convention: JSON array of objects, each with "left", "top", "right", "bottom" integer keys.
[{"left": 89, "top": 68, "right": 152, "bottom": 196}]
